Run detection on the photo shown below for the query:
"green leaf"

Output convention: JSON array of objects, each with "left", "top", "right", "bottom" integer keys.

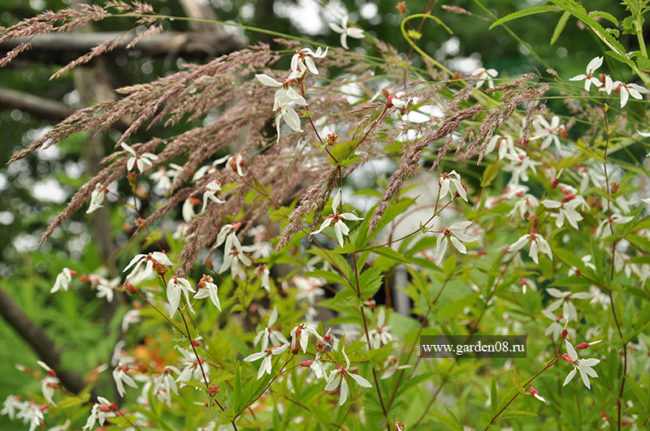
[
  {"left": 55, "top": 393, "right": 89, "bottom": 408},
  {"left": 372, "top": 246, "right": 410, "bottom": 264},
  {"left": 627, "top": 234, "right": 650, "bottom": 252},
  {"left": 481, "top": 161, "right": 501, "bottom": 187},
  {"left": 498, "top": 410, "right": 538, "bottom": 420},
  {"left": 591, "top": 11, "right": 619, "bottom": 27},
  {"left": 359, "top": 267, "right": 383, "bottom": 299},
  {"left": 308, "top": 248, "right": 353, "bottom": 284},
  {"left": 489, "top": 5, "right": 561, "bottom": 30},
  {"left": 551, "top": 11, "right": 571, "bottom": 45},
  {"left": 303, "top": 269, "right": 348, "bottom": 286},
  {"left": 490, "top": 379, "right": 498, "bottom": 415}
]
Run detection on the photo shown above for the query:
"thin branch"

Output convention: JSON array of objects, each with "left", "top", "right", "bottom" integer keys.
[{"left": 0, "top": 31, "right": 243, "bottom": 65}]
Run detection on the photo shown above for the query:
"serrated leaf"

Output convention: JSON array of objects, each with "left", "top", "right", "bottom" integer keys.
[
  {"left": 359, "top": 267, "right": 383, "bottom": 299},
  {"left": 551, "top": 11, "right": 571, "bottom": 45},
  {"left": 489, "top": 5, "right": 561, "bottom": 30},
  {"left": 591, "top": 11, "right": 619, "bottom": 27}
]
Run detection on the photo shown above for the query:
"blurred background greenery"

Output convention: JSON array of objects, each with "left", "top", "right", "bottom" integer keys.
[{"left": 0, "top": 0, "right": 630, "bottom": 428}]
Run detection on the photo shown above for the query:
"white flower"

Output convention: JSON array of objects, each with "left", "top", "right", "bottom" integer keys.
[
  {"left": 380, "top": 356, "right": 410, "bottom": 380},
  {"left": 86, "top": 183, "right": 106, "bottom": 214},
  {"left": 594, "top": 213, "right": 634, "bottom": 238},
  {"left": 244, "top": 343, "right": 289, "bottom": 379},
  {"left": 194, "top": 275, "right": 221, "bottom": 310},
  {"left": 123, "top": 251, "right": 173, "bottom": 283},
  {"left": 293, "top": 276, "right": 325, "bottom": 304},
  {"left": 82, "top": 397, "right": 117, "bottom": 430},
  {"left": 121, "top": 309, "right": 140, "bottom": 332},
  {"left": 152, "top": 367, "right": 179, "bottom": 405},
  {"left": 310, "top": 189, "right": 362, "bottom": 247},
  {"left": 47, "top": 420, "right": 71, "bottom": 431},
  {"left": 546, "top": 288, "right": 591, "bottom": 321},
  {"left": 503, "top": 149, "right": 541, "bottom": 184},
  {"left": 438, "top": 170, "right": 467, "bottom": 202},
  {"left": 609, "top": 81, "right": 650, "bottom": 108},
  {"left": 227, "top": 153, "right": 245, "bottom": 177},
  {"left": 41, "top": 376, "right": 58, "bottom": 405},
  {"left": 175, "top": 346, "right": 209, "bottom": 385},
  {"left": 562, "top": 340, "right": 600, "bottom": 389},
  {"left": 86, "top": 274, "right": 119, "bottom": 303},
  {"left": 256, "top": 74, "right": 307, "bottom": 138},
  {"left": 508, "top": 230, "right": 553, "bottom": 264},
  {"left": 472, "top": 67, "right": 498, "bottom": 89},
  {"left": 302, "top": 354, "right": 328, "bottom": 379},
  {"left": 434, "top": 221, "right": 476, "bottom": 262},
  {"left": 219, "top": 244, "right": 255, "bottom": 279},
  {"left": 256, "top": 265, "right": 271, "bottom": 292},
  {"left": 290, "top": 323, "right": 323, "bottom": 353},
  {"left": 112, "top": 363, "right": 137, "bottom": 397},
  {"left": 16, "top": 402, "right": 45, "bottom": 431},
  {"left": 1, "top": 395, "right": 25, "bottom": 420},
  {"left": 507, "top": 194, "right": 539, "bottom": 219},
  {"left": 569, "top": 56, "right": 603, "bottom": 91},
  {"left": 150, "top": 164, "right": 181, "bottom": 194},
  {"left": 201, "top": 180, "right": 225, "bottom": 212},
  {"left": 541, "top": 309, "right": 570, "bottom": 341},
  {"left": 367, "top": 308, "right": 394, "bottom": 349},
  {"left": 541, "top": 197, "right": 585, "bottom": 229},
  {"left": 291, "top": 47, "right": 328, "bottom": 76},
  {"left": 324, "top": 348, "right": 372, "bottom": 405},
  {"left": 485, "top": 134, "right": 516, "bottom": 159},
  {"left": 254, "top": 308, "right": 289, "bottom": 351},
  {"left": 51, "top": 268, "right": 75, "bottom": 293},
  {"left": 121, "top": 143, "right": 157, "bottom": 173},
  {"left": 329, "top": 15, "right": 364, "bottom": 49},
  {"left": 166, "top": 276, "right": 196, "bottom": 317},
  {"left": 530, "top": 115, "right": 566, "bottom": 151}
]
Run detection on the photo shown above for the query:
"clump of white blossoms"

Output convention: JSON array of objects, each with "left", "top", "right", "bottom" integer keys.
[{"left": 310, "top": 188, "right": 362, "bottom": 247}]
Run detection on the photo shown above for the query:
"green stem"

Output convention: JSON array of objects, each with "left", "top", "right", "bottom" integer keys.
[{"left": 636, "top": 18, "right": 648, "bottom": 58}]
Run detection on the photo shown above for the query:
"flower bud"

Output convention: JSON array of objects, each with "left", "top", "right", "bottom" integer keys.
[
  {"left": 208, "top": 384, "right": 220, "bottom": 397},
  {"left": 124, "top": 281, "right": 137, "bottom": 294}
]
